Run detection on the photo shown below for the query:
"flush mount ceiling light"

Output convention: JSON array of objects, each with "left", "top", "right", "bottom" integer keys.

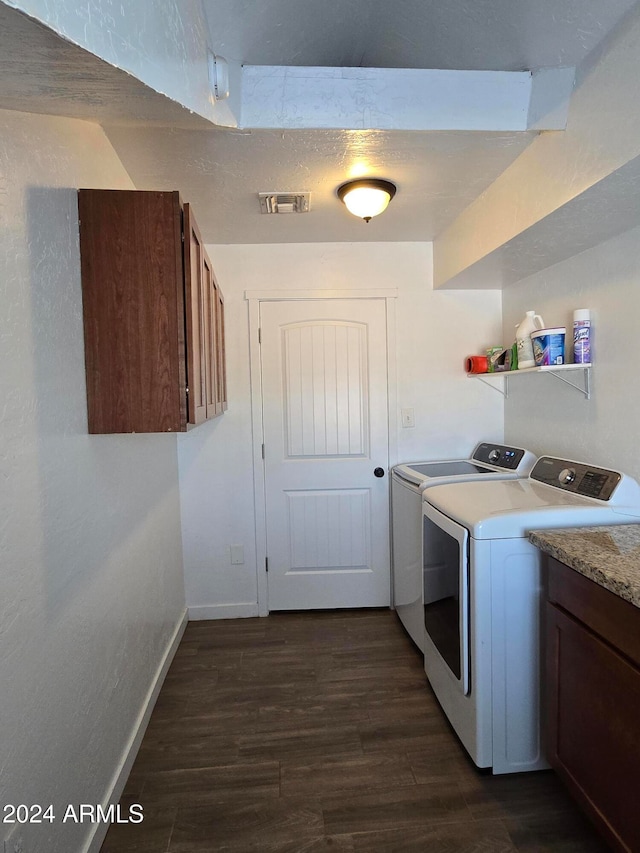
[{"left": 337, "top": 178, "right": 397, "bottom": 222}]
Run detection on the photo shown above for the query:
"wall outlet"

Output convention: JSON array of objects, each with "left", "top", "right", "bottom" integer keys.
[
  {"left": 229, "top": 544, "right": 244, "bottom": 565},
  {"left": 4, "top": 824, "right": 25, "bottom": 853}
]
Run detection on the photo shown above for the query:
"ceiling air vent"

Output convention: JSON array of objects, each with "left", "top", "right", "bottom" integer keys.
[{"left": 259, "top": 192, "right": 310, "bottom": 214}]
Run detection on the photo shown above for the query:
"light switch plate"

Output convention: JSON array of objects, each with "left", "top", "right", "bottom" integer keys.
[
  {"left": 401, "top": 408, "right": 415, "bottom": 428},
  {"left": 230, "top": 544, "right": 244, "bottom": 565}
]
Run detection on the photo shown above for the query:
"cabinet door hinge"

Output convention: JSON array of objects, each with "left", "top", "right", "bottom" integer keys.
[
  {"left": 258, "top": 327, "right": 262, "bottom": 344},
  {"left": 265, "top": 557, "right": 269, "bottom": 573},
  {"left": 261, "top": 443, "right": 265, "bottom": 459}
]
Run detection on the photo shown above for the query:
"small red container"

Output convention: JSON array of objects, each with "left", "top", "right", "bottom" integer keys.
[{"left": 465, "top": 355, "right": 488, "bottom": 374}]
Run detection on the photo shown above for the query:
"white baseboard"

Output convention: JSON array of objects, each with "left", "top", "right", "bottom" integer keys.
[
  {"left": 83, "top": 609, "right": 189, "bottom": 853},
  {"left": 188, "top": 602, "right": 260, "bottom": 620}
]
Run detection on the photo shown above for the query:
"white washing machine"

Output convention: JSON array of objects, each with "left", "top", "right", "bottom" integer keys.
[
  {"left": 421, "top": 456, "right": 640, "bottom": 774},
  {"left": 391, "top": 443, "right": 536, "bottom": 650}
]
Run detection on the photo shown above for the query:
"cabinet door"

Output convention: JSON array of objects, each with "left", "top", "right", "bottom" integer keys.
[
  {"left": 203, "top": 252, "right": 218, "bottom": 419},
  {"left": 78, "top": 189, "right": 185, "bottom": 433},
  {"left": 203, "top": 256, "right": 227, "bottom": 419},
  {"left": 183, "top": 204, "right": 207, "bottom": 425},
  {"left": 546, "top": 601, "right": 640, "bottom": 851},
  {"left": 215, "top": 284, "right": 228, "bottom": 414},
  {"left": 182, "top": 205, "right": 226, "bottom": 424}
]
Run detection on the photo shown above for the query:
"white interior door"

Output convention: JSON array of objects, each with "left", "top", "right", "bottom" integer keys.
[{"left": 260, "top": 299, "right": 391, "bottom": 611}]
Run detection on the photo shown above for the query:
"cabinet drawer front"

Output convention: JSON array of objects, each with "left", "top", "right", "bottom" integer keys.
[{"left": 547, "top": 557, "right": 640, "bottom": 666}]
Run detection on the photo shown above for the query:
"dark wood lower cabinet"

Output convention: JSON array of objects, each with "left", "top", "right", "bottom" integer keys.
[{"left": 545, "top": 557, "right": 640, "bottom": 852}]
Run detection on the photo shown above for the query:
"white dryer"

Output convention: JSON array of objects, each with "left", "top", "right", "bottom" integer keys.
[
  {"left": 391, "top": 443, "right": 536, "bottom": 650},
  {"left": 421, "top": 456, "right": 640, "bottom": 774}
]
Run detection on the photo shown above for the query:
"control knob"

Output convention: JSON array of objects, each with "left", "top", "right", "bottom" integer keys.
[
  {"left": 559, "top": 468, "right": 576, "bottom": 485},
  {"left": 488, "top": 449, "right": 501, "bottom": 463}
]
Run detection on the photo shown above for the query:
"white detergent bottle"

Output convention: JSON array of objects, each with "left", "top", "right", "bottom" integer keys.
[{"left": 515, "top": 311, "right": 544, "bottom": 369}]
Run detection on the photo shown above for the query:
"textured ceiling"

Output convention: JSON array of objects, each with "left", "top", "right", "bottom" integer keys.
[
  {"left": 121, "top": 0, "right": 640, "bottom": 242},
  {"left": 202, "top": 0, "right": 639, "bottom": 71},
  {"left": 103, "top": 124, "right": 536, "bottom": 243},
  {"left": 2, "top": 0, "right": 639, "bottom": 243},
  {"left": 0, "top": 4, "right": 210, "bottom": 128}
]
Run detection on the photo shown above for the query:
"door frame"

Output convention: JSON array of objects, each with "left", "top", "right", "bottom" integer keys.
[{"left": 246, "top": 289, "right": 398, "bottom": 616}]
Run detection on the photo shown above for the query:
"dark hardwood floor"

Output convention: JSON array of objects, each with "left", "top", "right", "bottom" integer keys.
[{"left": 100, "top": 610, "right": 607, "bottom": 852}]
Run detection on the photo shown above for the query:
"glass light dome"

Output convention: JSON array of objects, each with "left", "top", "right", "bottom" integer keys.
[{"left": 337, "top": 179, "right": 397, "bottom": 222}]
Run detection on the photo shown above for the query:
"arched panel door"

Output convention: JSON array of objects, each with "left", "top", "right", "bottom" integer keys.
[{"left": 260, "top": 299, "right": 390, "bottom": 611}]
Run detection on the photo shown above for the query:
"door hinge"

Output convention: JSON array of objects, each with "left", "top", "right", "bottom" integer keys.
[
  {"left": 258, "top": 327, "right": 262, "bottom": 344},
  {"left": 261, "top": 443, "right": 265, "bottom": 459},
  {"left": 265, "top": 557, "right": 269, "bottom": 573}
]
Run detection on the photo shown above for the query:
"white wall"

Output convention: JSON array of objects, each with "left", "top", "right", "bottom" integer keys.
[
  {"left": 178, "top": 242, "right": 503, "bottom": 615},
  {"left": 0, "top": 109, "right": 186, "bottom": 853},
  {"left": 503, "top": 224, "right": 640, "bottom": 481}
]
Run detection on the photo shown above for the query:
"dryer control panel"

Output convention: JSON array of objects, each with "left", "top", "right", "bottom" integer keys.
[
  {"left": 531, "top": 457, "right": 621, "bottom": 501},
  {"left": 472, "top": 443, "right": 526, "bottom": 470}
]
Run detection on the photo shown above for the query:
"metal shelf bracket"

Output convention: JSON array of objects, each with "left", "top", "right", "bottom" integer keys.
[
  {"left": 468, "top": 365, "right": 591, "bottom": 400},
  {"left": 474, "top": 374, "right": 509, "bottom": 398},
  {"left": 546, "top": 366, "right": 591, "bottom": 399}
]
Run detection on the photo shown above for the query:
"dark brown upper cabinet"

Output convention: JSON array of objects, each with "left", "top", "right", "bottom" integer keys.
[{"left": 78, "top": 189, "right": 227, "bottom": 433}]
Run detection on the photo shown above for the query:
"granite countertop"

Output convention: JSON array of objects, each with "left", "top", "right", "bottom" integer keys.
[{"left": 529, "top": 525, "right": 640, "bottom": 608}]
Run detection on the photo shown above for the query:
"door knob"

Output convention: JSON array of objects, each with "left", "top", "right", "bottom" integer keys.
[{"left": 374, "top": 467, "right": 385, "bottom": 478}]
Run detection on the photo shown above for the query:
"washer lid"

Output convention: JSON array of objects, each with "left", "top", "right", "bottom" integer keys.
[
  {"left": 401, "top": 460, "right": 495, "bottom": 478},
  {"left": 423, "top": 477, "right": 640, "bottom": 540},
  {"left": 392, "top": 444, "right": 535, "bottom": 490}
]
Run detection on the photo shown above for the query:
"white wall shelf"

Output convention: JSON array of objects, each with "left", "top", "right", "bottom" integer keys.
[{"left": 468, "top": 363, "right": 592, "bottom": 399}]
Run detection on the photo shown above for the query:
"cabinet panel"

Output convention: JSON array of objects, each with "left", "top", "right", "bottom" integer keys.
[
  {"left": 183, "top": 203, "right": 207, "bottom": 426},
  {"left": 187, "top": 216, "right": 223, "bottom": 422},
  {"left": 545, "top": 560, "right": 640, "bottom": 852},
  {"left": 79, "top": 189, "right": 185, "bottom": 433},
  {"left": 203, "top": 252, "right": 218, "bottom": 419},
  {"left": 214, "top": 280, "right": 227, "bottom": 415}
]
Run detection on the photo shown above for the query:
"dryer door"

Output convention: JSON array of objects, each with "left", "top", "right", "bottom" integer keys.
[{"left": 422, "top": 503, "right": 470, "bottom": 695}]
